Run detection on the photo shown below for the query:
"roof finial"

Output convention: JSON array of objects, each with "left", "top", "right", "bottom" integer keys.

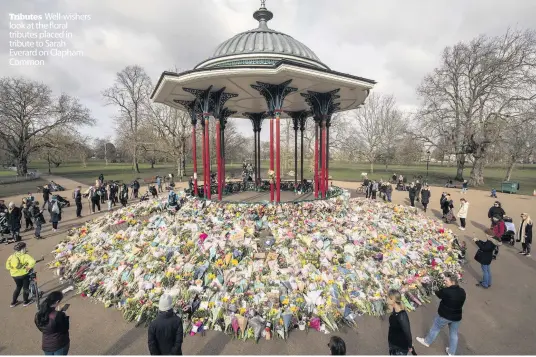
[{"left": 253, "top": 0, "right": 273, "bottom": 30}]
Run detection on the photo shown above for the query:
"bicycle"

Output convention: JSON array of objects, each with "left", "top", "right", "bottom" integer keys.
[{"left": 28, "top": 256, "right": 44, "bottom": 309}]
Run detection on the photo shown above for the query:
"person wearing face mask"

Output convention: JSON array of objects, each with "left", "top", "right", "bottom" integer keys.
[
  {"left": 487, "top": 201, "right": 505, "bottom": 223},
  {"left": 518, "top": 213, "right": 533, "bottom": 257},
  {"left": 5, "top": 242, "right": 36, "bottom": 307},
  {"left": 35, "top": 291, "right": 70, "bottom": 355}
]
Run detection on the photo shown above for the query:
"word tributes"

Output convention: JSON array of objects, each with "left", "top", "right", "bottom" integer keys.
[{"left": 8, "top": 12, "right": 91, "bottom": 66}]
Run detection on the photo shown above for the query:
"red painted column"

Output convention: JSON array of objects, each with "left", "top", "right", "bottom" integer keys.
[
  {"left": 314, "top": 120, "right": 319, "bottom": 198},
  {"left": 201, "top": 123, "right": 206, "bottom": 198},
  {"left": 275, "top": 110, "right": 281, "bottom": 202},
  {"left": 322, "top": 118, "right": 327, "bottom": 197},
  {"left": 270, "top": 116, "right": 274, "bottom": 202},
  {"left": 216, "top": 119, "right": 221, "bottom": 200},
  {"left": 192, "top": 124, "right": 198, "bottom": 196},
  {"left": 204, "top": 114, "right": 211, "bottom": 200}
]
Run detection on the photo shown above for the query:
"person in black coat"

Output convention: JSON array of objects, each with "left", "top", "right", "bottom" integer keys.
[
  {"left": 415, "top": 181, "right": 422, "bottom": 202},
  {"left": 148, "top": 294, "right": 183, "bottom": 355},
  {"left": 7, "top": 202, "right": 22, "bottom": 243},
  {"left": 35, "top": 291, "right": 70, "bottom": 355},
  {"left": 441, "top": 194, "right": 453, "bottom": 218},
  {"left": 421, "top": 185, "right": 431, "bottom": 212},
  {"left": 474, "top": 235, "right": 501, "bottom": 289},
  {"left": 387, "top": 289, "right": 413, "bottom": 355},
  {"left": 42, "top": 186, "right": 51, "bottom": 210},
  {"left": 417, "top": 272, "right": 466, "bottom": 355},
  {"left": 408, "top": 183, "right": 417, "bottom": 207},
  {"left": 487, "top": 201, "right": 505, "bottom": 222}
]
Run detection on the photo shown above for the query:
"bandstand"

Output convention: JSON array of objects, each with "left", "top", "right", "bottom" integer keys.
[{"left": 151, "top": 1, "right": 376, "bottom": 203}]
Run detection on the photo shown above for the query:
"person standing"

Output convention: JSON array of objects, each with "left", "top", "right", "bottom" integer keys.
[
  {"left": 42, "top": 185, "right": 51, "bottom": 210},
  {"left": 6, "top": 242, "right": 36, "bottom": 307},
  {"left": 120, "top": 183, "right": 129, "bottom": 207},
  {"left": 328, "top": 336, "right": 346, "bottom": 355},
  {"left": 408, "top": 183, "right": 417, "bottom": 207},
  {"left": 7, "top": 202, "right": 22, "bottom": 243},
  {"left": 441, "top": 194, "right": 454, "bottom": 221},
  {"left": 89, "top": 186, "right": 101, "bottom": 214},
  {"left": 73, "top": 186, "right": 83, "bottom": 218},
  {"left": 385, "top": 182, "right": 393, "bottom": 203},
  {"left": 132, "top": 180, "right": 140, "bottom": 199},
  {"left": 148, "top": 294, "right": 183, "bottom": 355},
  {"left": 371, "top": 181, "right": 379, "bottom": 200},
  {"left": 457, "top": 198, "right": 469, "bottom": 231},
  {"left": 474, "top": 235, "right": 501, "bottom": 289},
  {"left": 416, "top": 272, "right": 466, "bottom": 356},
  {"left": 22, "top": 198, "right": 34, "bottom": 231},
  {"left": 35, "top": 291, "right": 70, "bottom": 355},
  {"left": 30, "top": 201, "right": 45, "bottom": 239},
  {"left": 98, "top": 173, "right": 104, "bottom": 186},
  {"left": 461, "top": 180, "right": 468, "bottom": 194},
  {"left": 487, "top": 201, "right": 505, "bottom": 223},
  {"left": 415, "top": 180, "right": 422, "bottom": 202},
  {"left": 156, "top": 176, "right": 162, "bottom": 193},
  {"left": 387, "top": 289, "right": 413, "bottom": 355},
  {"left": 421, "top": 185, "right": 431, "bottom": 212},
  {"left": 48, "top": 196, "right": 62, "bottom": 232},
  {"left": 518, "top": 213, "right": 533, "bottom": 257}
]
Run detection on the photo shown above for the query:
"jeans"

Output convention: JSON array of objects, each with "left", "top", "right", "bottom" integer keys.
[
  {"left": 44, "top": 344, "right": 70, "bottom": 355},
  {"left": 410, "top": 197, "right": 415, "bottom": 207},
  {"left": 12, "top": 274, "right": 30, "bottom": 304},
  {"left": 35, "top": 221, "right": 42, "bottom": 237},
  {"left": 481, "top": 264, "right": 491, "bottom": 287},
  {"left": 11, "top": 229, "right": 20, "bottom": 242},
  {"left": 459, "top": 218, "right": 466, "bottom": 228},
  {"left": 522, "top": 242, "right": 531, "bottom": 254},
  {"left": 52, "top": 222, "right": 58, "bottom": 230},
  {"left": 75, "top": 201, "right": 82, "bottom": 217},
  {"left": 25, "top": 216, "right": 33, "bottom": 229},
  {"left": 424, "top": 315, "right": 460, "bottom": 355},
  {"left": 422, "top": 203, "right": 428, "bottom": 212},
  {"left": 387, "top": 192, "right": 392, "bottom": 202}
]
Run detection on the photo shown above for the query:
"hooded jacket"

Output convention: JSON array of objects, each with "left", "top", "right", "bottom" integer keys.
[
  {"left": 6, "top": 251, "right": 36, "bottom": 277},
  {"left": 148, "top": 310, "right": 183, "bottom": 355}
]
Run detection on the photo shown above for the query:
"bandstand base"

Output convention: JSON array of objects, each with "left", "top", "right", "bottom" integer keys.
[{"left": 221, "top": 190, "right": 316, "bottom": 203}]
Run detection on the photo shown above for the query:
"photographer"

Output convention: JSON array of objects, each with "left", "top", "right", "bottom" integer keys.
[{"left": 35, "top": 291, "right": 70, "bottom": 355}]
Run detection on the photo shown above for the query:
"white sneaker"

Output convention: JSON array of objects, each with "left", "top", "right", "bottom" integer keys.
[
  {"left": 416, "top": 337, "right": 429, "bottom": 347},
  {"left": 459, "top": 227, "right": 465, "bottom": 231},
  {"left": 446, "top": 347, "right": 453, "bottom": 355},
  {"left": 527, "top": 254, "right": 531, "bottom": 257}
]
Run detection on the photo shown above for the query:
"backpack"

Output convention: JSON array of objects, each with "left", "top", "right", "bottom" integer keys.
[{"left": 52, "top": 202, "right": 60, "bottom": 214}]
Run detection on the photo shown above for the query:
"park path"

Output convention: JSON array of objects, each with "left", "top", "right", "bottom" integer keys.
[{"left": 0, "top": 178, "right": 535, "bottom": 354}]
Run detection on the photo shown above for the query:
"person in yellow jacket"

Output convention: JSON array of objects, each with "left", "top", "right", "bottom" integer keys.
[{"left": 6, "top": 242, "right": 36, "bottom": 307}]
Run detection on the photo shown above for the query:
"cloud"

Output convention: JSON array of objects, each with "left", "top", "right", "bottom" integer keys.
[{"left": 1, "top": 0, "right": 535, "bottom": 141}]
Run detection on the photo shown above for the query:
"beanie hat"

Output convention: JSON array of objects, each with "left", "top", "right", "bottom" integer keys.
[{"left": 158, "top": 294, "right": 173, "bottom": 312}]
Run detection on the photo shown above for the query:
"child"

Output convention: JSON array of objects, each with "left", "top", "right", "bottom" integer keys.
[{"left": 491, "top": 188, "right": 497, "bottom": 198}]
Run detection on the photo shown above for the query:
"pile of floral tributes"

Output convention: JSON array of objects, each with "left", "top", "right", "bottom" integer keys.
[{"left": 51, "top": 190, "right": 463, "bottom": 341}]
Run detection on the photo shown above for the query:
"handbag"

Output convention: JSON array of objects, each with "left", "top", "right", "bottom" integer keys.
[{"left": 474, "top": 249, "right": 483, "bottom": 263}]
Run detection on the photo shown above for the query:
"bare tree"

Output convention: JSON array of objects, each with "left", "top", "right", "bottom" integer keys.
[
  {"left": 102, "top": 65, "right": 152, "bottom": 173},
  {"left": 416, "top": 28, "right": 536, "bottom": 185},
  {"left": 501, "top": 113, "right": 536, "bottom": 181},
  {"left": 0, "top": 77, "right": 94, "bottom": 175},
  {"left": 350, "top": 93, "right": 399, "bottom": 173}
]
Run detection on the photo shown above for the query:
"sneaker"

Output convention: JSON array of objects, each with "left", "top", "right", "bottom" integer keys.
[
  {"left": 416, "top": 337, "right": 430, "bottom": 348},
  {"left": 23, "top": 301, "right": 32, "bottom": 307},
  {"left": 519, "top": 251, "right": 525, "bottom": 254},
  {"left": 446, "top": 347, "right": 453, "bottom": 356},
  {"left": 526, "top": 254, "right": 531, "bottom": 257},
  {"left": 10, "top": 301, "right": 19, "bottom": 308},
  {"left": 459, "top": 227, "right": 465, "bottom": 231}
]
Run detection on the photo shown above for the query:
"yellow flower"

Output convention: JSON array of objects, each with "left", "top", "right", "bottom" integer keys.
[
  {"left": 165, "top": 271, "right": 172, "bottom": 277},
  {"left": 54, "top": 261, "right": 61, "bottom": 267},
  {"left": 208, "top": 302, "right": 215, "bottom": 309},
  {"left": 175, "top": 275, "right": 181, "bottom": 279},
  {"left": 231, "top": 259, "right": 239, "bottom": 266},
  {"left": 290, "top": 306, "right": 298, "bottom": 313},
  {"left": 239, "top": 307, "right": 246, "bottom": 314},
  {"left": 282, "top": 298, "right": 289, "bottom": 305},
  {"left": 222, "top": 297, "right": 229, "bottom": 303}
]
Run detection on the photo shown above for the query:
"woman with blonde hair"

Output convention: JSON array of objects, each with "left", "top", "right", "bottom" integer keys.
[
  {"left": 518, "top": 213, "right": 533, "bottom": 257},
  {"left": 387, "top": 289, "right": 413, "bottom": 355}
]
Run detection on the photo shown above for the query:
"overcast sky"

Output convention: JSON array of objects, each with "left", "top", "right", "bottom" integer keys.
[{"left": 2, "top": 0, "right": 535, "bottom": 141}]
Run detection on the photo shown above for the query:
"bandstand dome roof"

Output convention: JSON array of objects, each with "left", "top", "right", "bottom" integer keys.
[{"left": 195, "top": 4, "right": 328, "bottom": 70}]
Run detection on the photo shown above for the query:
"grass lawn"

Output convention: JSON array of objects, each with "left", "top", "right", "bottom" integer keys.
[
  {"left": 1, "top": 159, "right": 533, "bottom": 198},
  {"left": 0, "top": 169, "right": 17, "bottom": 177}
]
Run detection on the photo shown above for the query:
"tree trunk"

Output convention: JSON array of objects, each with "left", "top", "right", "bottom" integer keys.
[
  {"left": 177, "top": 156, "right": 181, "bottom": 180},
  {"left": 370, "top": 161, "right": 374, "bottom": 174},
  {"left": 504, "top": 159, "right": 515, "bottom": 181},
  {"left": 469, "top": 155, "right": 485, "bottom": 186},
  {"left": 47, "top": 153, "right": 51, "bottom": 174},
  {"left": 17, "top": 154, "right": 28, "bottom": 176},
  {"left": 455, "top": 154, "right": 465, "bottom": 181},
  {"left": 133, "top": 147, "right": 140, "bottom": 173}
]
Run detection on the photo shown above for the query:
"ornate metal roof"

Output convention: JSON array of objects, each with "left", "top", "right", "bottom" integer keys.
[{"left": 196, "top": 2, "right": 327, "bottom": 70}]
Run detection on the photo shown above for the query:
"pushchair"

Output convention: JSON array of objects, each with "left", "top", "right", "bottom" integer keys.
[
  {"left": 140, "top": 191, "right": 150, "bottom": 202},
  {"left": 0, "top": 211, "right": 10, "bottom": 242},
  {"left": 55, "top": 195, "right": 71, "bottom": 208},
  {"left": 502, "top": 216, "right": 516, "bottom": 246}
]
